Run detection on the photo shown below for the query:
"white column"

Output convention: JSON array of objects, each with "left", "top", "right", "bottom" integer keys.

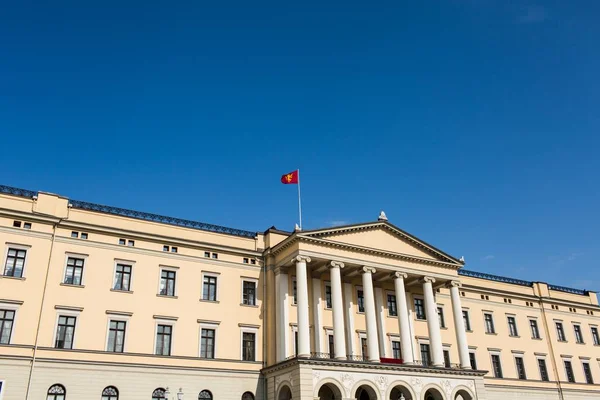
[
  {"left": 329, "top": 261, "right": 347, "bottom": 359},
  {"left": 294, "top": 255, "right": 311, "bottom": 357},
  {"left": 312, "top": 278, "right": 324, "bottom": 354},
  {"left": 374, "top": 287, "right": 389, "bottom": 358},
  {"left": 343, "top": 282, "right": 357, "bottom": 356},
  {"left": 422, "top": 276, "right": 443, "bottom": 366},
  {"left": 406, "top": 291, "right": 418, "bottom": 361},
  {"left": 448, "top": 281, "right": 471, "bottom": 369},
  {"left": 275, "top": 268, "right": 290, "bottom": 362},
  {"left": 361, "top": 266, "right": 380, "bottom": 362},
  {"left": 394, "top": 272, "right": 414, "bottom": 364}
]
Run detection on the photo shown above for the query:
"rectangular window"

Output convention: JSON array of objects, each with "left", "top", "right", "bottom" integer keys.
[
  {"left": 80, "top": 233, "right": 88, "bottom": 240},
  {"left": 204, "top": 251, "right": 210, "bottom": 258},
  {"left": 242, "top": 332, "right": 255, "bottom": 361},
  {"left": 361, "top": 337, "right": 368, "bottom": 359},
  {"left": 564, "top": 360, "right": 575, "bottom": 382},
  {"left": 292, "top": 279, "right": 297, "bottom": 305},
  {"left": 200, "top": 328, "right": 215, "bottom": 359},
  {"left": 23, "top": 222, "right": 31, "bottom": 229},
  {"left": 171, "top": 247, "right": 177, "bottom": 253},
  {"left": 507, "top": 316, "right": 518, "bottom": 337},
  {"left": 328, "top": 334, "right": 334, "bottom": 359},
  {"left": 211, "top": 253, "right": 218, "bottom": 259},
  {"left": 392, "top": 340, "right": 401, "bottom": 359},
  {"left": 387, "top": 294, "right": 397, "bottom": 317},
  {"left": 107, "top": 320, "right": 126, "bottom": 353},
  {"left": 357, "top": 289, "right": 364, "bottom": 313},
  {"left": 530, "top": 319, "right": 540, "bottom": 339},
  {"left": 538, "top": 358, "right": 549, "bottom": 381},
  {"left": 574, "top": 325, "right": 584, "bottom": 344},
  {"left": 443, "top": 350, "right": 451, "bottom": 368},
  {"left": 415, "top": 298, "right": 426, "bottom": 320},
  {"left": 242, "top": 281, "right": 256, "bottom": 306},
  {"left": 463, "top": 310, "right": 471, "bottom": 331},
  {"left": 203, "top": 275, "right": 218, "bottom": 301},
  {"left": 71, "top": 231, "right": 79, "bottom": 238},
  {"left": 438, "top": 307, "right": 445, "bottom": 328},
  {"left": 484, "top": 313, "right": 495, "bottom": 334},
  {"left": 294, "top": 331, "right": 298, "bottom": 356},
  {"left": 556, "top": 322, "right": 566, "bottom": 341},
  {"left": 583, "top": 362, "right": 594, "bottom": 384},
  {"left": 119, "top": 238, "right": 126, "bottom": 245},
  {"left": 163, "top": 245, "right": 169, "bottom": 252},
  {"left": 592, "top": 327, "right": 600, "bottom": 345},
  {"left": 159, "top": 270, "right": 176, "bottom": 296},
  {"left": 113, "top": 264, "right": 131, "bottom": 291},
  {"left": 491, "top": 354, "right": 503, "bottom": 378},
  {"left": 127, "top": 240, "right": 134, "bottom": 247},
  {"left": 55, "top": 316, "right": 76, "bottom": 349},
  {"left": 64, "top": 257, "right": 84, "bottom": 285},
  {"left": 155, "top": 324, "right": 172, "bottom": 355},
  {"left": 3, "top": 248, "right": 26, "bottom": 277},
  {"left": 13, "top": 221, "right": 21, "bottom": 228},
  {"left": 420, "top": 344, "right": 431, "bottom": 366},
  {"left": 469, "top": 352, "right": 477, "bottom": 370},
  {"left": 325, "top": 284, "right": 332, "bottom": 309},
  {"left": 515, "top": 357, "right": 526, "bottom": 379},
  {"left": 0, "top": 310, "right": 15, "bottom": 344}
]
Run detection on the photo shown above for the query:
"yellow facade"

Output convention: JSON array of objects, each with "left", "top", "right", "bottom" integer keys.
[{"left": 0, "top": 185, "right": 598, "bottom": 400}]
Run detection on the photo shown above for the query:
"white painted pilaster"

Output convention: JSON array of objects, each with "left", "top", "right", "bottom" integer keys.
[
  {"left": 311, "top": 277, "right": 323, "bottom": 354},
  {"left": 343, "top": 282, "right": 357, "bottom": 356},
  {"left": 374, "top": 286, "right": 389, "bottom": 358}
]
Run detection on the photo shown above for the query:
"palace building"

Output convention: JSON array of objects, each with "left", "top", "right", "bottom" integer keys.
[{"left": 0, "top": 184, "right": 598, "bottom": 400}]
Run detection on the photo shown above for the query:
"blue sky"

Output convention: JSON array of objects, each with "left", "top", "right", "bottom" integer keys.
[{"left": 1, "top": 1, "right": 599, "bottom": 293}]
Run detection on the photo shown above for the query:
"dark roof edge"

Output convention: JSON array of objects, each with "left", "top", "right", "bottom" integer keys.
[
  {"left": 0, "top": 184, "right": 258, "bottom": 239},
  {"left": 459, "top": 269, "right": 594, "bottom": 296}
]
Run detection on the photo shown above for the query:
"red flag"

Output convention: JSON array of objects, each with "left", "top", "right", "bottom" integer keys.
[{"left": 281, "top": 170, "right": 299, "bottom": 184}]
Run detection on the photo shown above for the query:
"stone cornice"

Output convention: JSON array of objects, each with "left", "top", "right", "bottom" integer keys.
[
  {"left": 260, "top": 357, "right": 487, "bottom": 377},
  {"left": 271, "top": 234, "right": 462, "bottom": 270}
]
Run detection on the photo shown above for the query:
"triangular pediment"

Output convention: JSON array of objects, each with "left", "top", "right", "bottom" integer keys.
[{"left": 300, "top": 222, "right": 461, "bottom": 265}]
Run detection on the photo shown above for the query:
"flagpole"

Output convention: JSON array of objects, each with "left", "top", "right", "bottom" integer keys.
[{"left": 297, "top": 169, "right": 303, "bottom": 230}]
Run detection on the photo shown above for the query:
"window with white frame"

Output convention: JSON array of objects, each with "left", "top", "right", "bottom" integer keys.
[
  {"left": 387, "top": 293, "right": 397, "bottom": 316},
  {"left": 564, "top": 359, "right": 575, "bottom": 382},
  {"left": 591, "top": 326, "right": 600, "bottom": 345},
  {"left": 200, "top": 327, "right": 216, "bottom": 359},
  {"left": 438, "top": 307, "right": 445, "bottom": 328},
  {"left": 241, "top": 330, "right": 256, "bottom": 361},
  {"left": 55, "top": 315, "right": 76, "bottom": 349},
  {"left": 462, "top": 310, "right": 471, "bottom": 331},
  {"left": 107, "top": 320, "right": 126, "bottom": 353},
  {"left": 357, "top": 287, "right": 364, "bottom": 313},
  {"left": 507, "top": 316, "right": 518, "bottom": 337},
  {"left": 537, "top": 357, "right": 549, "bottom": 381},
  {"left": 469, "top": 351, "right": 477, "bottom": 370},
  {"left": 159, "top": 269, "right": 176, "bottom": 296},
  {"left": 3, "top": 245, "right": 28, "bottom": 278},
  {"left": 0, "top": 309, "right": 15, "bottom": 344},
  {"left": 574, "top": 324, "right": 584, "bottom": 344},
  {"left": 202, "top": 273, "right": 218, "bottom": 301},
  {"left": 490, "top": 353, "right": 503, "bottom": 378},
  {"left": 292, "top": 277, "right": 297, "bottom": 305},
  {"left": 583, "top": 361, "right": 594, "bottom": 384},
  {"left": 414, "top": 297, "right": 425, "bottom": 320},
  {"left": 515, "top": 355, "right": 527, "bottom": 379},
  {"left": 484, "top": 313, "right": 495, "bottom": 334},
  {"left": 325, "top": 283, "right": 332, "bottom": 309},
  {"left": 155, "top": 324, "right": 173, "bottom": 355},
  {"left": 113, "top": 263, "right": 132, "bottom": 291},
  {"left": 391, "top": 339, "right": 401, "bottom": 359},
  {"left": 63, "top": 256, "right": 85, "bottom": 285},
  {"left": 242, "top": 280, "right": 257, "bottom": 306},
  {"left": 556, "top": 321, "right": 567, "bottom": 341},
  {"left": 530, "top": 319, "right": 540, "bottom": 339}
]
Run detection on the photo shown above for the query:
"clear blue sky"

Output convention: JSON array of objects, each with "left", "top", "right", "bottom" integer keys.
[{"left": 1, "top": 1, "right": 599, "bottom": 293}]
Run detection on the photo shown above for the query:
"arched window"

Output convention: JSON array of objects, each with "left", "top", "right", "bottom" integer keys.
[
  {"left": 102, "top": 386, "right": 119, "bottom": 400},
  {"left": 152, "top": 388, "right": 166, "bottom": 399},
  {"left": 198, "top": 390, "right": 213, "bottom": 400},
  {"left": 242, "top": 392, "right": 254, "bottom": 400},
  {"left": 47, "top": 384, "right": 66, "bottom": 400}
]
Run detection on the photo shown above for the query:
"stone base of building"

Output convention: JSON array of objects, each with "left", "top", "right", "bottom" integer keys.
[{"left": 0, "top": 357, "right": 264, "bottom": 400}]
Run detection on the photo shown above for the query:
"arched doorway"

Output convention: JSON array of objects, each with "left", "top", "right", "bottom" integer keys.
[
  {"left": 454, "top": 390, "right": 473, "bottom": 400},
  {"left": 278, "top": 385, "right": 292, "bottom": 400},
  {"left": 389, "top": 385, "right": 412, "bottom": 400},
  {"left": 423, "top": 388, "right": 443, "bottom": 400},
  {"left": 355, "top": 384, "right": 377, "bottom": 400},
  {"left": 317, "top": 383, "right": 343, "bottom": 400}
]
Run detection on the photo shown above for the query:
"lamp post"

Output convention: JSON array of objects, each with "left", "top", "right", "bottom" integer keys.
[
  {"left": 177, "top": 388, "right": 184, "bottom": 400},
  {"left": 165, "top": 387, "right": 171, "bottom": 399}
]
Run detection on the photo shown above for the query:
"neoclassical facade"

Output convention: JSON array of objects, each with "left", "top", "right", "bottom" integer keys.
[{"left": 0, "top": 185, "right": 598, "bottom": 400}]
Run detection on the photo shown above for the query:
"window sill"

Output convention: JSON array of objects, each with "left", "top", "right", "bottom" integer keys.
[
  {"left": 240, "top": 303, "right": 259, "bottom": 308},
  {"left": 557, "top": 340, "right": 568, "bottom": 343},
  {"left": 60, "top": 283, "right": 85, "bottom": 288},
  {"left": 575, "top": 342, "right": 586, "bottom": 345},
  {"left": 531, "top": 337, "right": 543, "bottom": 340},
  {"left": 387, "top": 314, "right": 398, "bottom": 318},
  {"left": 1, "top": 275, "right": 26, "bottom": 281},
  {"left": 509, "top": 335, "right": 520, "bottom": 338},
  {"left": 415, "top": 318, "right": 427, "bottom": 322},
  {"left": 156, "top": 294, "right": 178, "bottom": 299},
  {"left": 440, "top": 327, "right": 448, "bottom": 330},
  {"left": 324, "top": 307, "right": 332, "bottom": 311},
  {"left": 110, "top": 289, "right": 133, "bottom": 294},
  {"left": 199, "top": 299, "right": 219, "bottom": 304},
  {"left": 485, "top": 332, "right": 498, "bottom": 335},
  {"left": 465, "top": 330, "right": 473, "bottom": 333}
]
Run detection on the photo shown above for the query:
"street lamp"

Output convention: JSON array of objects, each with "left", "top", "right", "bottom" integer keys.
[
  {"left": 177, "top": 388, "right": 184, "bottom": 400},
  {"left": 165, "top": 387, "right": 171, "bottom": 399}
]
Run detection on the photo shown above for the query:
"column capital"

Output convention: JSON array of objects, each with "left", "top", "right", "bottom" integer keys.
[
  {"left": 361, "top": 266, "right": 376, "bottom": 274},
  {"left": 393, "top": 271, "right": 408, "bottom": 279},
  {"left": 420, "top": 276, "right": 436, "bottom": 284},
  {"left": 292, "top": 255, "right": 311, "bottom": 264},
  {"left": 329, "top": 261, "right": 345, "bottom": 269},
  {"left": 446, "top": 280, "right": 462, "bottom": 288}
]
